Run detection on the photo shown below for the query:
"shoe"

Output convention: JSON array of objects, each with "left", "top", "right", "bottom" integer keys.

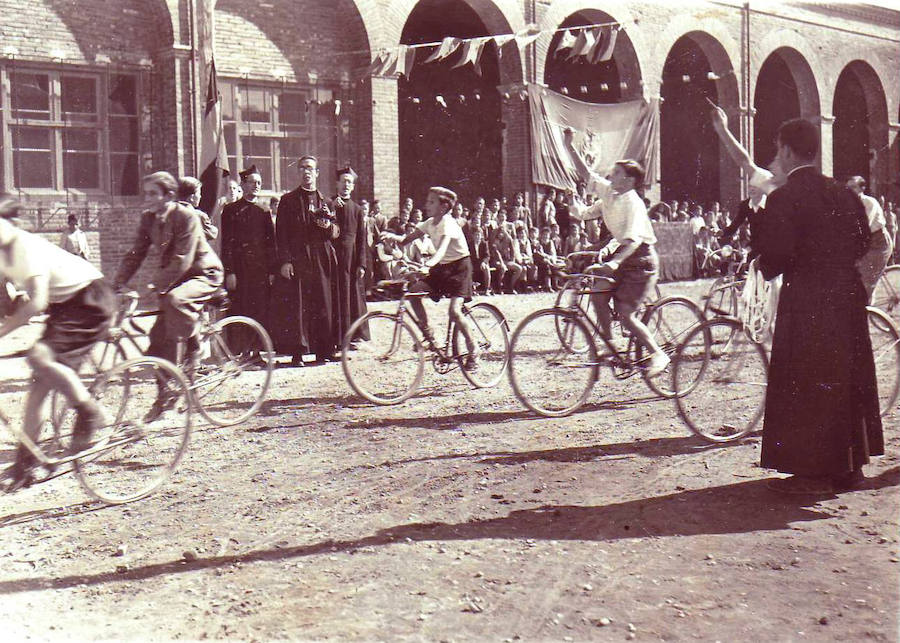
[
  {"left": 3, "top": 459, "right": 36, "bottom": 492},
  {"left": 144, "top": 389, "right": 178, "bottom": 423},
  {"left": 315, "top": 353, "right": 338, "bottom": 364},
  {"left": 71, "top": 401, "right": 101, "bottom": 454},
  {"left": 290, "top": 354, "right": 305, "bottom": 368},
  {"left": 766, "top": 476, "right": 833, "bottom": 495},
  {"left": 832, "top": 468, "right": 865, "bottom": 491},
  {"left": 464, "top": 354, "right": 480, "bottom": 373},
  {"left": 645, "top": 351, "right": 671, "bottom": 377}
]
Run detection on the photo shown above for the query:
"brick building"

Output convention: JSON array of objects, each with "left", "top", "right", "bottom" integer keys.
[{"left": 0, "top": 0, "right": 897, "bottom": 273}]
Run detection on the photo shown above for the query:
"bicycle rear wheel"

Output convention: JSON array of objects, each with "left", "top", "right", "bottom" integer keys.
[
  {"left": 868, "top": 306, "right": 900, "bottom": 417},
  {"left": 635, "top": 296, "right": 707, "bottom": 398},
  {"left": 190, "top": 316, "right": 275, "bottom": 426},
  {"left": 703, "top": 277, "right": 738, "bottom": 319},
  {"left": 342, "top": 312, "right": 424, "bottom": 405},
  {"left": 673, "top": 318, "right": 768, "bottom": 443},
  {"left": 509, "top": 308, "right": 598, "bottom": 417},
  {"left": 74, "top": 356, "right": 191, "bottom": 504},
  {"left": 872, "top": 265, "right": 900, "bottom": 325},
  {"left": 454, "top": 302, "right": 510, "bottom": 388}
]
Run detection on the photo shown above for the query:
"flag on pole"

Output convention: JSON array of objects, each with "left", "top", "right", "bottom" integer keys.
[
  {"left": 424, "top": 37, "right": 461, "bottom": 63},
  {"left": 197, "top": 58, "right": 230, "bottom": 217},
  {"left": 452, "top": 36, "right": 490, "bottom": 75}
]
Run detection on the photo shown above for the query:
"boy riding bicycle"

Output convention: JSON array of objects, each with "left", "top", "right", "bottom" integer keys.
[
  {"left": 113, "top": 171, "right": 224, "bottom": 419},
  {"left": 379, "top": 186, "right": 480, "bottom": 371},
  {"left": 562, "top": 128, "right": 670, "bottom": 377},
  {"left": 0, "top": 195, "right": 116, "bottom": 490}
]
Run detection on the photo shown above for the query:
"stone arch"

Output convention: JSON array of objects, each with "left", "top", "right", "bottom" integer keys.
[
  {"left": 832, "top": 60, "right": 890, "bottom": 193},
  {"left": 652, "top": 17, "right": 740, "bottom": 97},
  {"left": 536, "top": 0, "right": 648, "bottom": 93},
  {"left": 752, "top": 44, "right": 821, "bottom": 168},
  {"left": 383, "top": 0, "right": 526, "bottom": 83},
  {"left": 752, "top": 30, "right": 824, "bottom": 117},
  {"left": 659, "top": 31, "right": 741, "bottom": 208}
]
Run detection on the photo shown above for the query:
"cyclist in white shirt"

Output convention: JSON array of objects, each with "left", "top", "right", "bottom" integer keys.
[
  {"left": 562, "top": 128, "right": 669, "bottom": 376},
  {"left": 0, "top": 195, "right": 115, "bottom": 490},
  {"left": 381, "top": 186, "right": 480, "bottom": 371}
]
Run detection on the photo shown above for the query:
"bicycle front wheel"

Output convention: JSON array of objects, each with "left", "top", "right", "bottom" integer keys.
[
  {"left": 74, "top": 356, "right": 191, "bottom": 504},
  {"left": 342, "top": 312, "right": 424, "bottom": 405},
  {"left": 636, "top": 296, "right": 707, "bottom": 398},
  {"left": 872, "top": 265, "right": 900, "bottom": 325},
  {"left": 509, "top": 308, "right": 598, "bottom": 417},
  {"left": 868, "top": 306, "right": 900, "bottom": 417},
  {"left": 190, "top": 316, "right": 275, "bottom": 426},
  {"left": 673, "top": 318, "right": 768, "bottom": 443},
  {"left": 454, "top": 302, "right": 510, "bottom": 388}
]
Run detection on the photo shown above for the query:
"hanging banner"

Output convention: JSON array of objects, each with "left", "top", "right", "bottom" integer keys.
[
  {"left": 589, "top": 26, "right": 618, "bottom": 63},
  {"left": 528, "top": 84, "right": 659, "bottom": 191}
]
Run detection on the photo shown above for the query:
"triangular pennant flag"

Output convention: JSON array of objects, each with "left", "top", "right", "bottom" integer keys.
[
  {"left": 366, "top": 50, "right": 392, "bottom": 76},
  {"left": 389, "top": 45, "right": 417, "bottom": 78},
  {"left": 452, "top": 36, "right": 490, "bottom": 75},
  {"left": 590, "top": 26, "right": 619, "bottom": 63},
  {"left": 514, "top": 24, "right": 541, "bottom": 54},
  {"left": 554, "top": 29, "right": 576, "bottom": 57},
  {"left": 567, "top": 28, "right": 596, "bottom": 60},
  {"left": 424, "top": 37, "right": 461, "bottom": 63}
]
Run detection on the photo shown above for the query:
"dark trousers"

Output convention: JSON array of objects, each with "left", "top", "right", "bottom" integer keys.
[{"left": 148, "top": 268, "right": 223, "bottom": 365}]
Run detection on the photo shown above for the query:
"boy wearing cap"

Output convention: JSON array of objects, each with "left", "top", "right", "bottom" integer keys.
[
  {"left": 381, "top": 186, "right": 480, "bottom": 371},
  {"left": 0, "top": 195, "right": 116, "bottom": 490}
]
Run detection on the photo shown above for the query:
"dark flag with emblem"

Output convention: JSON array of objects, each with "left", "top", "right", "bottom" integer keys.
[{"left": 198, "top": 59, "right": 229, "bottom": 216}]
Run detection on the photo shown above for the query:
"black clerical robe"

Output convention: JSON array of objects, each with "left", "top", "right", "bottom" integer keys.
[
  {"left": 272, "top": 187, "right": 340, "bottom": 358},
  {"left": 332, "top": 196, "right": 369, "bottom": 340},
  {"left": 220, "top": 198, "right": 276, "bottom": 332},
  {"left": 757, "top": 167, "right": 882, "bottom": 477}
]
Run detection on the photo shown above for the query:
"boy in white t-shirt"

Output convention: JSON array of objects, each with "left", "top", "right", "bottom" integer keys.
[
  {"left": 0, "top": 196, "right": 116, "bottom": 490},
  {"left": 380, "top": 186, "right": 480, "bottom": 371},
  {"left": 562, "top": 128, "right": 669, "bottom": 376}
]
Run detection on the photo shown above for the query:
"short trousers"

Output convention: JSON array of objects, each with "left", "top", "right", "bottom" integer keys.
[
  {"left": 425, "top": 257, "right": 473, "bottom": 303},
  {"left": 42, "top": 278, "right": 116, "bottom": 368},
  {"left": 613, "top": 244, "right": 659, "bottom": 309}
]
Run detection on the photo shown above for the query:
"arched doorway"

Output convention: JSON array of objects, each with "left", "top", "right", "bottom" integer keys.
[
  {"left": 659, "top": 32, "right": 739, "bottom": 208},
  {"left": 399, "top": 0, "right": 506, "bottom": 208},
  {"left": 544, "top": 9, "right": 642, "bottom": 104},
  {"left": 833, "top": 61, "right": 889, "bottom": 193},
  {"left": 753, "top": 47, "right": 820, "bottom": 169}
]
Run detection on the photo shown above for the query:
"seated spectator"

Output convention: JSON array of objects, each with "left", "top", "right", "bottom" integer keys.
[
  {"left": 550, "top": 223, "right": 562, "bottom": 252},
  {"left": 534, "top": 226, "right": 564, "bottom": 290},
  {"left": 495, "top": 225, "right": 524, "bottom": 293},
  {"left": 375, "top": 235, "right": 404, "bottom": 280},
  {"left": 693, "top": 226, "right": 720, "bottom": 277},
  {"left": 688, "top": 204, "right": 706, "bottom": 236},
  {"left": 469, "top": 225, "right": 492, "bottom": 295},
  {"left": 516, "top": 226, "right": 537, "bottom": 290},
  {"left": 404, "top": 223, "right": 435, "bottom": 264}
]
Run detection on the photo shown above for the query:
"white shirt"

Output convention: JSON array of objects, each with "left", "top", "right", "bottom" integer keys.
[
  {"left": 1, "top": 228, "right": 102, "bottom": 303},
  {"left": 689, "top": 215, "right": 706, "bottom": 235},
  {"left": 417, "top": 214, "right": 470, "bottom": 264},
  {"left": 60, "top": 228, "right": 90, "bottom": 259},
  {"left": 570, "top": 172, "right": 657, "bottom": 245},
  {"left": 860, "top": 193, "right": 886, "bottom": 233}
]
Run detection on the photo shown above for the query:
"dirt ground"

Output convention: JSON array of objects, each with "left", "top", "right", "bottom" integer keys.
[{"left": 1, "top": 279, "right": 898, "bottom": 642}]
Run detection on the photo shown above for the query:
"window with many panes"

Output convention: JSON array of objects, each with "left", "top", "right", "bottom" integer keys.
[
  {"left": 0, "top": 67, "right": 140, "bottom": 194},
  {"left": 220, "top": 80, "right": 336, "bottom": 193}
]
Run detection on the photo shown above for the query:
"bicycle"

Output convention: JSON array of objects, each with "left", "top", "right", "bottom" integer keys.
[
  {"left": 341, "top": 274, "right": 511, "bottom": 405},
  {"left": 508, "top": 274, "right": 708, "bottom": 417},
  {"left": 701, "top": 246, "right": 749, "bottom": 319},
  {"left": 54, "top": 289, "right": 275, "bottom": 427},
  {"left": 1, "top": 348, "right": 192, "bottom": 504},
  {"left": 673, "top": 304, "right": 899, "bottom": 444},
  {"left": 872, "top": 264, "right": 900, "bottom": 325}
]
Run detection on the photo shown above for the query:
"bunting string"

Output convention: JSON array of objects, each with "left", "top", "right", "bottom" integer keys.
[{"left": 365, "top": 20, "right": 624, "bottom": 78}]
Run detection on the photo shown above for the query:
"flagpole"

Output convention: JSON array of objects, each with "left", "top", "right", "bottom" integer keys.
[{"left": 188, "top": 0, "right": 199, "bottom": 176}]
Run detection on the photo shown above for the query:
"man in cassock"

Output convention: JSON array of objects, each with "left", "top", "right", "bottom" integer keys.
[
  {"left": 273, "top": 155, "right": 341, "bottom": 365},
  {"left": 220, "top": 165, "right": 277, "bottom": 341},
  {"left": 757, "top": 118, "right": 883, "bottom": 495},
  {"left": 332, "top": 167, "right": 368, "bottom": 342}
]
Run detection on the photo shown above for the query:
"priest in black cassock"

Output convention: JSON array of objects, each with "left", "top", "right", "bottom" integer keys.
[
  {"left": 332, "top": 166, "right": 369, "bottom": 342},
  {"left": 220, "top": 165, "right": 277, "bottom": 339},
  {"left": 272, "top": 155, "right": 341, "bottom": 365},
  {"left": 757, "top": 118, "right": 882, "bottom": 495}
]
